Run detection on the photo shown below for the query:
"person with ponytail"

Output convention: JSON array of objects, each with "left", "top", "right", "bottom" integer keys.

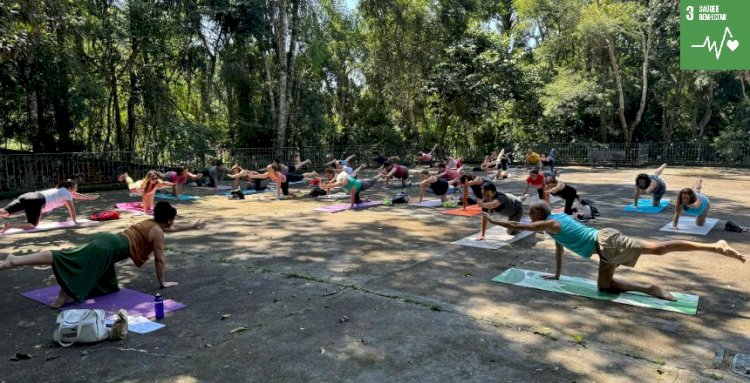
[
  {"left": 672, "top": 179, "right": 711, "bottom": 230},
  {"left": 0, "top": 179, "right": 99, "bottom": 232},
  {"left": 119, "top": 170, "right": 174, "bottom": 212}
]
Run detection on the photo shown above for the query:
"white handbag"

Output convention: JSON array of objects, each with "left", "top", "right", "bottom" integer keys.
[{"left": 52, "top": 309, "right": 109, "bottom": 347}]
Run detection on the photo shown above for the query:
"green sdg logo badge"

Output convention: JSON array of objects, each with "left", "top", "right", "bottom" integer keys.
[{"left": 680, "top": 0, "right": 749, "bottom": 70}]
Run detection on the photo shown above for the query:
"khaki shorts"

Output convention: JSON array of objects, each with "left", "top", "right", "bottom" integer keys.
[{"left": 597, "top": 228, "right": 644, "bottom": 268}]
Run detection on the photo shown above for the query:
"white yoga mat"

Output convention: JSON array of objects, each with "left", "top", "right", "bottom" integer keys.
[
  {"left": 416, "top": 199, "right": 443, "bottom": 207},
  {"left": 524, "top": 195, "right": 561, "bottom": 205},
  {"left": 659, "top": 217, "right": 719, "bottom": 235},
  {"left": 319, "top": 193, "right": 350, "bottom": 200},
  {"left": 451, "top": 218, "right": 534, "bottom": 249},
  {"left": 0, "top": 219, "right": 101, "bottom": 237}
]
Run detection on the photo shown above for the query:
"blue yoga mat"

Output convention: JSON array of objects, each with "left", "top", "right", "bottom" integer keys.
[
  {"left": 623, "top": 198, "right": 669, "bottom": 213},
  {"left": 155, "top": 193, "right": 201, "bottom": 201}
]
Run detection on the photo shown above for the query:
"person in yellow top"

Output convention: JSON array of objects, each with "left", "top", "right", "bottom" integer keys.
[{"left": 525, "top": 148, "right": 542, "bottom": 171}]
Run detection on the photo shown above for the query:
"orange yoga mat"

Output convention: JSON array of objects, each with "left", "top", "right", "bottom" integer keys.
[{"left": 442, "top": 205, "right": 482, "bottom": 216}]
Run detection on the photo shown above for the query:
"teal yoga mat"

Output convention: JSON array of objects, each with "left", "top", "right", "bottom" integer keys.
[
  {"left": 155, "top": 193, "right": 200, "bottom": 201},
  {"left": 623, "top": 198, "right": 670, "bottom": 213},
  {"left": 491, "top": 268, "right": 699, "bottom": 315}
]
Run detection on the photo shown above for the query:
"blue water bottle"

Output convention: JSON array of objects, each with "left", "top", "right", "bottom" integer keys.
[{"left": 154, "top": 293, "right": 165, "bottom": 320}]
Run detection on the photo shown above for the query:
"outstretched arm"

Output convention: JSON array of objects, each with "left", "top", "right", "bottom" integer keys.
[
  {"left": 72, "top": 191, "right": 99, "bottom": 201},
  {"left": 428, "top": 144, "right": 438, "bottom": 155},
  {"left": 482, "top": 213, "right": 560, "bottom": 234},
  {"left": 163, "top": 219, "right": 207, "bottom": 233}
]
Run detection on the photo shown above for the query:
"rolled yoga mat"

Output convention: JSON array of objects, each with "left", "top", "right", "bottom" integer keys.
[
  {"left": 491, "top": 268, "right": 699, "bottom": 315},
  {"left": 21, "top": 286, "right": 186, "bottom": 319}
]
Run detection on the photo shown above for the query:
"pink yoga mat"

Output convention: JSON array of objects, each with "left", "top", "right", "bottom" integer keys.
[
  {"left": 115, "top": 202, "right": 153, "bottom": 215},
  {"left": 314, "top": 201, "right": 383, "bottom": 213},
  {"left": 0, "top": 219, "right": 100, "bottom": 237},
  {"left": 21, "top": 286, "right": 185, "bottom": 319}
]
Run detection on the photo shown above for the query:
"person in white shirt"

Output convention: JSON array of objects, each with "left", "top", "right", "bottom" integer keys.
[{"left": 0, "top": 180, "right": 99, "bottom": 232}]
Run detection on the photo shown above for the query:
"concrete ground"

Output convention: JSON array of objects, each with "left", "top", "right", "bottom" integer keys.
[{"left": 0, "top": 165, "right": 749, "bottom": 383}]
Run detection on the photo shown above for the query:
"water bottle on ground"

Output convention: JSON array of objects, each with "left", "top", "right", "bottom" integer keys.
[{"left": 154, "top": 293, "right": 164, "bottom": 320}]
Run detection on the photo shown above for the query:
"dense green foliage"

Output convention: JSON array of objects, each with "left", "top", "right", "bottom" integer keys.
[{"left": 0, "top": 0, "right": 747, "bottom": 154}]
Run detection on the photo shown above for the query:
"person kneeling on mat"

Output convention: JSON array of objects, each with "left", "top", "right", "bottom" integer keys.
[
  {"left": 319, "top": 168, "right": 380, "bottom": 208},
  {"left": 482, "top": 202, "right": 745, "bottom": 301},
  {"left": 476, "top": 183, "right": 524, "bottom": 240},
  {"left": 417, "top": 170, "right": 450, "bottom": 204},
  {"left": 0, "top": 202, "right": 206, "bottom": 307},
  {"left": 458, "top": 174, "right": 492, "bottom": 205}
]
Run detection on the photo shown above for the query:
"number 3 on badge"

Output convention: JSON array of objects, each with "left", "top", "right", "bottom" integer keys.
[{"left": 686, "top": 5, "right": 694, "bottom": 21}]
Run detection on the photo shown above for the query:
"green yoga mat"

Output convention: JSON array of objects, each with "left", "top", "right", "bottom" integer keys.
[{"left": 491, "top": 268, "right": 699, "bottom": 315}]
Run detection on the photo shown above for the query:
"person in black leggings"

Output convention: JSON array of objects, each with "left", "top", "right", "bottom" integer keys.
[
  {"left": 544, "top": 175, "right": 578, "bottom": 215},
  {"left": 458, "top": 174, "right": 492, "bottom": 205},
  {"left": 417, "top": 170, "right": 450, "bottom": 203}
]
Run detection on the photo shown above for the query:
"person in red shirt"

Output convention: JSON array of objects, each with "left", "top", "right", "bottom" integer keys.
[
  {"left": 524, "top": 168, "right": 545, "bottom": 199},
  {"left": 436, "top": 163, "right": 461, "bottom": 187}
]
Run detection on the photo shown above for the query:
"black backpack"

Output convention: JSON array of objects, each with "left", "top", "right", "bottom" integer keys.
[
  {"left": 392, "top": 191, "right": 409, "bottom": 204},
  {"left": 725, "top": 221, "right": 747, "bottom": 233},
  {"left": 579, "top": 198, "right": 600, "bottom": 217}
]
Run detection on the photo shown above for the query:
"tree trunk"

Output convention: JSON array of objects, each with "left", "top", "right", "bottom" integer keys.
[
  {"left": 127, "top": 69, "right": 138, "bottom": 152},
  {"left": 23, "top": 64, "right": 42, "bottom": 152},
  {"left": 605, "top": 37, "right": 629, "bottom": 143},
  {"left": 695, "top": 82, "right": 714, "bottom": 138},
  {"left": 112, "top": 65, "right": 124, "bottom": 150},
  {"left": 276, "top": 0, "right": 289, "bottom": 149},
  {"left": 628, "top": 27, "right": 652, "bottom": 139},
  {"left": 285, "top": 0, "right": 301, "bottom": 137}
]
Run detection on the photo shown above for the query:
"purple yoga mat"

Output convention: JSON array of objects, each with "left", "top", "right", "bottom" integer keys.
[
  {"left": 0, "top": 219, "right": 100, "bottom": 237},
  {"left": 115, "top": 202, "right": 152, "bottom": 215},
  {"left": 314, "top": 201, "right": 383, "bottom": 213},
  {"left": 21, "top": 286, "right": 185, "bottom": 319}
]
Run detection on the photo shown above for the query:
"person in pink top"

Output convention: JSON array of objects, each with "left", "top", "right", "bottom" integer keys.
[
  {"left": 248, "top": 163, "right": 289, "bottom": 198},
  {"left": 415, "top": 144, "right": 438, "bottom": 167},
  {"left": 0, "top": 180, "right": 99, "bottom": 232},
  {"left": 382, "top": 161, "right": 410, "bottom": 188},
  {"left": 162, "top": 165, "right": 202, "bottom": 197},
  {"left": 436, "top": 163, "right": 461, "bottom": 187}
]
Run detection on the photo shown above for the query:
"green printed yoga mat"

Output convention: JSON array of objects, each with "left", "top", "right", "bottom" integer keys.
[{"left": 491, "top": 268, "right": 699, "bottom": 315}]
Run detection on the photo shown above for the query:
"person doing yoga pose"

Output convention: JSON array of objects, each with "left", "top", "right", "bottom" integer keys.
[
  {"left": 634, "top": 163, "right": 668, "bottom": 208},
  {"left": 1, "top": 180, "right": 99, "bottom": 233},
  {"left": 483, "top": 202, "right": 745, "bottom": 301},
  {"left": 417, "top": 170, "right": 450, "bottom": 204},
  {"left": 120, "top": 171, "right": 174, "bottom": 212},
  {"left": 0, "top": 202, "right": 206, "bottom": 307},
  {"left": 476, "top": 183, "right": 524, "bottom": 239},
  {"left": 672, "top": 179, "right": 711, "bottom": 230}
]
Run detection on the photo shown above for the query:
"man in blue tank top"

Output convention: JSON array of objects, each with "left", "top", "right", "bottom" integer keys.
[{"left": 483, "top": 202, "right": 745, "bottom": 301}]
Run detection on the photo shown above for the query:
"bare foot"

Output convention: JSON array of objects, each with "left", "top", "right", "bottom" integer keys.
[
  {"left": 51, "top": 290, "right": 71, "bottom": 308},
  {"left": 0, "top": 223, "right": 10, "bottom": 233},
  {"left": 717, "top": 240, "right": 746, "bottom": 262},
  {"left": 0, "top": 254, "right": 16, "bottom": 270},
  {"left": 118, "top": 172, "right": 128, "bottom": 183},
  {"left": 648, "top": 285, "right": 676, "bottom": 301},
  {"left": 475, "top": 236, "right": 485, "bottom": 241}
]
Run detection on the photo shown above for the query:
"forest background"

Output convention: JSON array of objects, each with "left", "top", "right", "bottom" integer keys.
[{"left": 0, "top": 0, "right": 747, "bottom": 160}]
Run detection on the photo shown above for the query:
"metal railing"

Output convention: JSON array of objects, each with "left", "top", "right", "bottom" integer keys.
[{"left": 1, "top": 142, "right": 748, "bottom": 194}]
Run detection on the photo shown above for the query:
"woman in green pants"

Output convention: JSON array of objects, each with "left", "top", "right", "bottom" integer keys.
[{"left": 0, "top": 202, "right": 206, "bottom": 307}]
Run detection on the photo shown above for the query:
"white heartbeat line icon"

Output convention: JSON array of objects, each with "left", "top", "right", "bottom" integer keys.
[{"left": 691, "top": 27, "right": 739, "bottom": 60}]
